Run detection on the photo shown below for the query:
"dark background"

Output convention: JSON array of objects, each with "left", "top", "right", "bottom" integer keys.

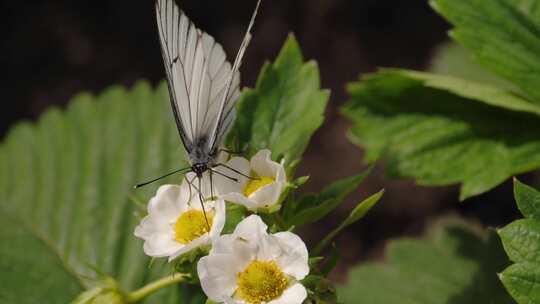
[{"left": 1, "top": 0, "right": 521, "bottom": 281}]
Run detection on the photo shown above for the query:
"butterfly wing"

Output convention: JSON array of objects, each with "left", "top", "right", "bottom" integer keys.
[
  {"left": 155, "top": 0, "right": 241, "bottom": 153},
  {"left": 207, "top": 0, "right": 262, "bottom": 152}
]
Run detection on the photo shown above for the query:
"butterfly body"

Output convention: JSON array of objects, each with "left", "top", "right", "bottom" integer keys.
[
  {"left": 134, "top": 0, "right": 261, "bottom": 193},
  {"left": 189, "top": 140, "right": 217, "bottom": 177}
]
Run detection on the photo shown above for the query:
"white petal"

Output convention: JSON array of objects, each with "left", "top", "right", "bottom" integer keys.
[
  {"left": 198, "top": 254, "right": 244, "bottom": 302},
  {"left": 168, "top": 235, "right": 209, "bottom": 261},
  {"left": 220, "top": 192, "right": 259, "bottom": 209},
  {"left": 134, "top": 213, "right": 170, "bottom": 239},
  {"left": 210, "top": 234, "right": 236, "bottom": 254},
  {"left": 143, "top": 231, "right": 182, "bottom": 257},
  {"left": 248, "top": 182, "right": 283, "bottom": 209},
  {"left": 250, "top": 149, "right": 279, "bottom": 178},
  {"left": 214, "top": 157, "right": 250, "bottom": 194},
  {"left": 255, "top": 234, "right": 283, "bottom": 261},
  {"left": 177, "top": 180, "right": 194, "bottom": 209},
  {"left": 267, "top": 283, "right": 307, "bottom": 304},
  {"left": 148, "top": 184, "right": 186, "bottom": 221},
  {"left": 275, "top": 163, "right": 287, "bottom": 183},
  {"left": 273, "top": 232, "right": 310, "bottom": 280},
  {"left": 189, "top": 199, "right": 213, "bottom": 211},
  {"left": 233, "top": 214, "right": 268, "bottom": 243},
  {"left": 209, "top": 199, "right": 226, "bottom": 239}
]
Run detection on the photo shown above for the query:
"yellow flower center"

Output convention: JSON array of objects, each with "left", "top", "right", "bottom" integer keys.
[
  {"left": 174, "top": 210, "right": 213, "bottom": 244},
  {"left": 244, "top": 176, "right": 275, "bottom": 197},
  {"left": 236, "top": 260, "right": 288, "bottom": 304}
]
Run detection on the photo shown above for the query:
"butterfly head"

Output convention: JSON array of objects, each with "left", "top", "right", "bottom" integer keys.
[{"left": 192, "top": 162, "right": 209, "bottom": 177}]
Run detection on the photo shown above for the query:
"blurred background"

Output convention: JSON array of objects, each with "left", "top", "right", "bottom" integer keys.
[{"left": 1, "top": 0, "right": 521, "bottom": 282}]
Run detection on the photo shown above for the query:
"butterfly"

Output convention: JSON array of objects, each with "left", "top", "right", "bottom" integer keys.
[{"left": 136, "top": 0, "right": 262, "bottom": 215}]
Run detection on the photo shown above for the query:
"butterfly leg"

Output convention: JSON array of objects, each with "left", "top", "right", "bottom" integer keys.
[
  {"left": 209, "top": 169, "right": 215, "bottom": 200},
  {"left": 210, "top": 167, "right": 239, "bottom": 183},
  {"left": 185, "top": 173, "right": 200, "bottom": 201},
  {"left": 197, "top": 176, "right": 211, "bottom": 230}
]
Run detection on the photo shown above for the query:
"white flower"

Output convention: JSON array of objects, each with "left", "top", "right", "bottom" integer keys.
[
  {"left": 215, "top": 149, "right": 287, "bottom": 212},
  {"left": 134, "top": 180, "right": 225, "bottom": 262},
  {"left": 197, "top": 215, "right": 309, "bottom": 304}
]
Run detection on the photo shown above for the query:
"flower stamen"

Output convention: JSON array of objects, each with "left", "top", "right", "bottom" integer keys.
[
  {"left": 236, "top": 260, "right": 288, "bottom": 304},
  {"left": 244, "top": 176, "right": 274, "bottom": 197},
  {"left": 174, "top": 210, "right": 213, "bottom": 244}
]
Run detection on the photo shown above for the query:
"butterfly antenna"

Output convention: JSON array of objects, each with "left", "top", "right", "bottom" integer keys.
[{"left": 134, "top": 166, "right": 191, "bottom": 189}]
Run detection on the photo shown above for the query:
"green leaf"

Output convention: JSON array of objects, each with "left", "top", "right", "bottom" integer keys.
[
  {"left": 399, "top": 70, "right": 540, "bottom": 116},
  {"left": 498, "top": 179, "right": 540, "bottom": 303},
  {"left": 499, "top": 262, "right": 540, "bottom": 304},
  {"left": 338, "top": 219, "right": 513, "bottom": 304},
  {"left": 226, "top": 33, "right": 330, "bottom": 170},
  {"left": 343, "top": 69, "right": 540, "bottom": 200},
  {"left": 0, "top": 213, "right": 83, "bottom": 303},
  {"left": 429, "top": 42, "right": 514, "bottom": 89},
  {"left": 222, "top": 204, "right": 246, "bottom": 234},
  {"left": 284, "top": 169, "right": 371, "bottom": 227},
  {"left": 499, "top": 219, "right": 540, "bottom": 263},
  {"left": 514, "top": 178, "right": 540, "bottom": 220},
  {"left": 0, "top": 81, "right": 189, "bottom": 303},
  {"left": 430, "top": 0, "right": 540, "bottom": 103},
  {"left": 342, "top": 189, "right": 384, "bottom": 227},
  {"left": 313, "top": 189, "right": 383, "bottom": 255}
]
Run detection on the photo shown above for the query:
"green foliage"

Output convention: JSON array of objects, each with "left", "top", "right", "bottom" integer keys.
[
  {"left": 0, "top": 213, "right": 83, "bottom": 303},
  {"left": 344, "top": 0, "right": 540, "bottom": 199},
  {"left": 312, "top": 190, "right": 383, "bottom": 255},
  {"left": 429, "top": 42, "right": 513, "bottom": 88},
  {"left": 512, "top": 178, "right": 540, "bottom": 220},
  {"left": 342, "top": 189, "right": 384, "bottom": 227},
  {"left": 430, "top": 0, "right": 540, "bottom": 103},
  {"left": 0, "top": 81, "right": 190, "bottom": 303},
  {"left": 343, "top": 69, "right": 540, "bottom": 200},
  {"left": 283, "top": 169, "right": 371, "bottom": 227},
  {"left": 498, "top": 179, "right": 540, "bottom": 303},
  {"left": 338, "top": 219, "right": 513, "bottom": 304},
  {"left": 226, "top": 34, "right": 330, "bottom": 171}
]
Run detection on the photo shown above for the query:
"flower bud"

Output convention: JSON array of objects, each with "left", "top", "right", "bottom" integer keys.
[{"left": 71, "top": 278, "right": 125, "bottom": 304}]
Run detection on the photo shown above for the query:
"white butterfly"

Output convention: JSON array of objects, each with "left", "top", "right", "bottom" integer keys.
[{"left": 136, "top": 0, "right": 261, "bottom": 206}]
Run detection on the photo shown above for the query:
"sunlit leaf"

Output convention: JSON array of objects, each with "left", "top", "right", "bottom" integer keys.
[
  {"left": 343, "top": 69, "right": 540, "bottom": 200},
  {"left": 0, "top": 81, "right": 190, "bottom": 303},
  {"left": 226, "top": 33, "right": 330, "bottom": 172},
  {"left": 431, "top": 0, "right": 540, "bottom": 103}
]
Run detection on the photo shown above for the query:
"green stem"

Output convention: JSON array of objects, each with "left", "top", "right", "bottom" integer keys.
[
  {"left": 313, "top": 224, "right": 343, "bottom": 256},
  {"left": 126, "top": 273, "right": 189, "bottom": 303},
  {"left": 271, "top": 212, "right": 288, "bottom": 231}
]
